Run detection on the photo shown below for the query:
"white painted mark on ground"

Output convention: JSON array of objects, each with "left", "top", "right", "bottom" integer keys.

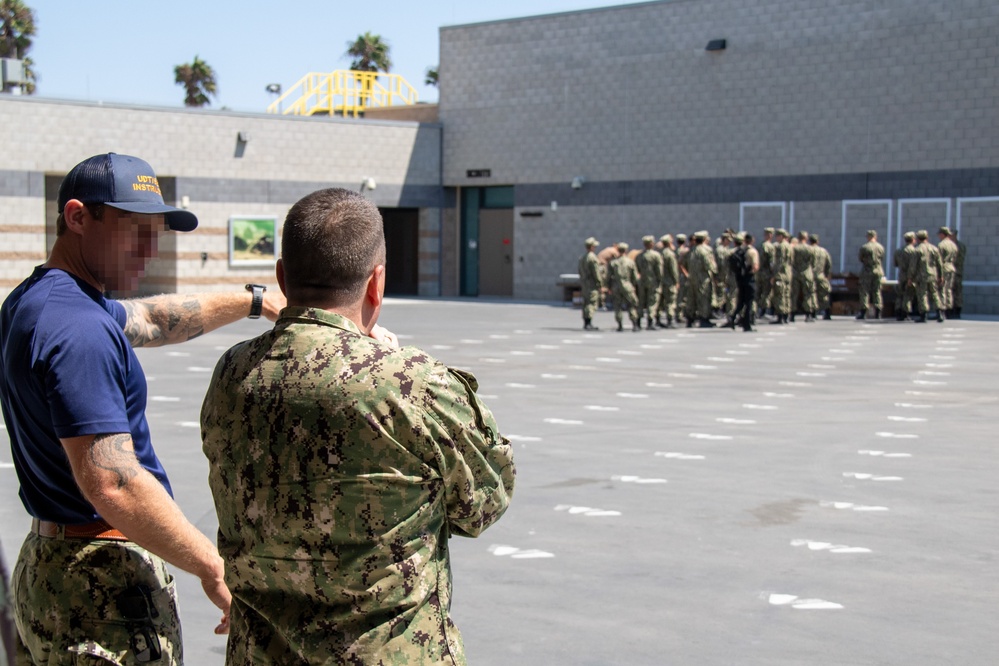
[
  {"left": 596, "top": 357, "right": 622, "bottom": 363},
  {"left": 739, "top": 343, "right": 761, "bottom": 348},
  {"left": 478, "top": 394, "right": 498, "bottom": 400},
  {"left": 554, "top": 504, "right": 622, "bottom": 517},
  {"left": 905, "top": 390, "right": 938, "bottom": 396},
  {"left": 768, "top": 594, "right": 844, "bottom": 610},
  {"left": 707, "top": 357, "right": 735, "bottom": 363},
  {"left": 568, "top": 365, "right": 597, "bottom": 371},
  {"left": 875, "top": 432, "right": 919, "bottom": 439},
  {"left": 843, "top": 472, "right": 904, "bottom": 481},
  {"left": 763, "top": 392, "right": 794, "bottom": 398},
  {"left": 936, "top": 339, "right": 964, "bottom": 344},
  {"left": 829, "top": 349, "right": 854, "bottom": 354},
  {"left": 489, "top": 334, "right": 510, "bottom": 340},
  {"left": 668, "top": 373, "right": 698, "bottom": 379},
  {"left": 562, "top": 339, "right": 584, "bottom": 345},
  {"left": 840, "top": 342, "right": 862, "bottom": 347},
  {"left": 717, "top": 417, "right": 756, "bottom": 424},
  {"left": 611, "top": 475, "right": 668, "bottom": 484},
  {"left": 779, "top": 381, "right": 811, "bottom": 387},
  {"left": 617, "top": 392, "right": 649, "bottom": 399},
  {"left": 859, "top": 450, "right": 912, "bottom": 458},
  {"left": 616, "top": 350, "right": 642, "bottom": 356},
  {"left": 149, "top": 396, "right": 181, "bottom": 402},
  {"left": 166, "top": 351, "right": 191, "bottom": 357},
  {"left": 743, "top": 404, "right": 778, "bottom": 410},
  {"left": 489, "top": 545, "right": 555, "bottom": 559},
  {"left": 797, "top": 372, "right": 826, "bottom": 377},
  {"left": 585, "top": 405, "right": 621, "bottom": 412},
  {"left": 479, "top": 358, "right": 507, "bottom": 364},
  {"left": 689, "top": 433, "right": 733, "bottom": 440},
  {"left": 887, "top": 415, "right": 926, "bottom": 423},
  {"left": 177, "top": 421, "right": 200, "bottom": 428},
  {"left": 820, "top": 357, "right": 845, "bottom": 362},
  {"left": 726, "top": 350, "right": 750, "bottom": 355},
  {"left": 535, "top": 344, "right": 559, "bottom": 350},
  {"left": 913, "top": 380, "right": 946, "bottom": 386},
  {"left": 544, "top": 418, "right": 584, "bottom": 425},
  {"left": 791, "top": 539, "right": 872, "bottom": 554},
  {"left": 460, "top": 339, "right": 484, "bottom": 344},
  {"left": 430, "top": 345, "right": 453, "bottom": 350},
  {"left": 820, "top": 501, "right": 889, "bottom": 512},
  {"left": 640, "top": 344, "right": 664, "bottom": 350},
  {"left": 506, "top": 435, "right": 542, "bottom": 442},
  {"left": 515, "top": 330, "right": 533, "bottom": 334},
  {"left": 924, "top": 363, "right": 953, "bottom": 368},
  {"left": 655, "top": 452, "right": 706, "bottom": 460},
  {"left": 510, "top": 351, "right": 535, "bottom": 356},
  {"left": 844, "top": 336, "right": 868, "bottom": 341},
  {"left": 186, "top": 367, "right": 213, "bottom": 373},
  {"left": 934, "top": 348, "right": 959, "bottom": 353},
  {"left": 691, "top": 365, "right": 717, "bottom": 370},
  {"left": 808, "top": 364, "right": 836, "bottom": 369},
  {"left": 505, "top": 382, "right": 535, "bottom": 389},
  {"left": 929, "top": 355, "right": 955, "bottom": 360},
  {"left": 918, "top": 370, "right": 950, "bottom": 376},
  {"left": 894, "top": 402, "right": 930, "bottom": 409},
  {"left": 541, "top": 374, "right": 567, "bottom": 379}
]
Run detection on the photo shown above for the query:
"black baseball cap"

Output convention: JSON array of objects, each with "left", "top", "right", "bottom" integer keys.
[{"left": 57, "top": 153, "right": 198, "bottom": 232}]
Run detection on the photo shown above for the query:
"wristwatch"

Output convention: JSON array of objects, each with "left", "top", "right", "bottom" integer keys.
[{"left": 245, "top": 284, "right": 266, "bottom": 319}]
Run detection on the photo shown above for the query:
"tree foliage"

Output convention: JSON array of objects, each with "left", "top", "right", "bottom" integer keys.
[
  {"left": 0, "top": 0, "right": 37, "bottom": 93},
  {"left": 345, "top": 32, "right": 391, "bottom": 72},
  {"left": 174, "top": 55, "right": 217, "bottom": 107},
  {"left": 425, "top": 66, "right": 438, "bottom": 88}
]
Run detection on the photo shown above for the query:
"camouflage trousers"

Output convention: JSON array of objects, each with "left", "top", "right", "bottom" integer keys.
[
  {"left": 637, "top": 284, "right": 661, "bottom": 321},
  {"left": 953, "top": 273, "right": 964, "bottom": 308},
  {"left": 913, "top": 279, "right": 942, "bottom": 315},
  {"left": 815, "top": 277, "right": 831, "bottom": 312},
  {"left": 755, "top": 270, "right": 772, "bottom": 311},
  {"left": 857, "top": 272, "right": 883, "bottom": 311},
  {"left": 940, "top": 271, "right": 955, "bottom": 311},
  {"left": 612, "top": 287, "right": 638, "bottom": 325},
  {"left": 580, "top": 288, "right": 600, "bottom": 321},
  {"left": 791, "top": 274, "right": 816, "bottom": 314},
  {"left": 12, "top": 533, "right": 182, "bottom": 665},
  {"left": 688, "top": 278, "right": 713, "bottom": 320},
  {"left": 896, "top": 281, "right": 916, "bottom": 315},
  {"left": 657, "top": 285, "right": 678, "bottom": 321},
  {"left": 771, "top": 276, "right": 792, "bottom": 315}
]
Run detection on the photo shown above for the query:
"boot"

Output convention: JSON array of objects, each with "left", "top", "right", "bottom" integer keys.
[
  {"left": 935, "top": 311, "right": 944, "bottom": 323},
  {"left": 770, "top": 314, "right": 784, "bottom": 325},
  {"left": 583, "top": 318, "right": 599, "bottom": 331},
  {"left": 856, "top": 309, "right": 866, "bottom": 320},
  {"left": 646, "top": 317, "right": 656, "bottom": 330},
  {"left": 954, "top": 307, "right": 962, "bottom": 319},
  {"left": 617, "top": 321, "right": 624, "bottom": 332},
  {"left": 915, "top": 313, "right": 926, "bottom": 323},
  {"left": 665, "top": 316, "right": 675, "bottom": 329},
  {"left": 874, "top": 307, "right": 881, "bottom": 320},
  {"left": 699, "top": 318, "right": 716, "bottom": 328},
  {"left": 805, "top": 312, "right": 815, "bottom": 323},
  {"left": 655, "top": 316, "right": 665, "bottom": 328},
  {"left": 789, "top": 312, "right": 796, "bottom": 323},
  {"left": 896, "top": 310, "right": 906, "bottom": 321},
  {"left": 632, "top": 319, "right": 642, "bottom": 332},
  {"left": 823, "top": 309, "right": 832, "bottom": 321},
  {"left": 686, "top": 318, "right": 694, "bottom": 329},
  {"left": 722, "top": 316, "right": 736, "bottom": 329}
]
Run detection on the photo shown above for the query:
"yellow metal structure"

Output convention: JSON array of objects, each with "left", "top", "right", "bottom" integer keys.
[{"left": 266, "top": 70, "right": 418, "bottom": 117}]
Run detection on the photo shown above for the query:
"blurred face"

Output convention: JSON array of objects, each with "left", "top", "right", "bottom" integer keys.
[{"left": 81, "top": 206, "right": 166, "bottom": 292}]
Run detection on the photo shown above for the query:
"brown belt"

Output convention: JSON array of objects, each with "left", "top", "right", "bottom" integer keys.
[{"left": 31, "top": 518, "right": 129, "bottom": 542}]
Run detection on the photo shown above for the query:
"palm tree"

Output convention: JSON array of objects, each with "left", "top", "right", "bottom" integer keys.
[
  {"left": 173, "top": 55, "right": 217, "bottom": 107},
  {"left": 0, "top": 0, "right": 37, "bottom": 94},
  {"left": 345, "top": 32, "right": 391, "bottom": 72},
  {"left": 425, "top": 66, "right": 438, "bottom": 88}
]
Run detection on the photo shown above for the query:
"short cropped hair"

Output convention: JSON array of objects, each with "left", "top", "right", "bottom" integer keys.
[
  {"left": 281, "top": 188, "right": 386, "bottom": 306},
  {"left": 56, "top": 202, "right": 104, "bottom": 236}
]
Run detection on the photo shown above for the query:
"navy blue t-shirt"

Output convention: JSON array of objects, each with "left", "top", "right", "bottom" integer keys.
[{"left": 0, "top": 267, "right": 173, "bottom": 524}]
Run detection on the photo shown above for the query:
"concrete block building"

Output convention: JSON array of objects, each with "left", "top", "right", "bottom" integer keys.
[{"left": 2, "top": 0, "right": 997, "bottom": 311}]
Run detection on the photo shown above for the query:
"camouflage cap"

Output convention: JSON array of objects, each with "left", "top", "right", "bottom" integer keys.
[
  {"left": 585, "top": 236, "right": 599, "bottom": 247},
  {"left": 916, "top": 229, "right": 928, "bottom": 240},
  {"left": 866, "top": 229, "right": 877, "bottom": 237},
  {"left": 797, "top": 230, "right": 809, "bottom": 239},
  {"left": 775, "top": 228, "right": 789, "bottom": 238},
  {"left": 659, "top": 234, "right": 672, "bottom": 243},
  {"left": 764, "top": 227, "right": 775, "bottom": 234},
  {"left": 809, "top": 233, "right": 819, "bottom": 243},
  {"left": 903, "top": 231, "right": 915, "bottom": 240},
  {"left": 616, "top": 241, "right": 629, "bottom": 252},
  {"left": 642, "top": 234, "right": 655, "bottom": 244},
  {"left": 938, "top": 226, "right": 952, "bottom": 235},
  {"left": 675, "top": 233, "right": 687, "bottom": 242},
  {"left": 733, "top": 232, "right": 745, "bottom": 243}
]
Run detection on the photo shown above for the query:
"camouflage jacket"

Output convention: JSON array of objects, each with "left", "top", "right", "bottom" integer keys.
[
  {"left": 578, "top": 251, "right": 602, "bottom": 292},
  {"left": 635, "top": 249, "right": 664, "bottom": 288},
  {"left": 201, "top": 307, "right": 515, "bottom": 665}
]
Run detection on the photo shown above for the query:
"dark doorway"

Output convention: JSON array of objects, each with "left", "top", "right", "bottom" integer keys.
[{"left": 380, "top": 207, "right": 419, "bottom": 295}]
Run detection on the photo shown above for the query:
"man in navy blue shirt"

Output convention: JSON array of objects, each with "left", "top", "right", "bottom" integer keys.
[{"left": 0, "top": 153, "right": 284, "bottom": 664}]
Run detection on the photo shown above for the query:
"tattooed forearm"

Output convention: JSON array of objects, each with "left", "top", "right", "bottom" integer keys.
[
  {"left": 123, "top": 295, "right": 205, "bottom": 347},
  {"left": 89, "top": 433, "right": 142, "bottom": 489}
]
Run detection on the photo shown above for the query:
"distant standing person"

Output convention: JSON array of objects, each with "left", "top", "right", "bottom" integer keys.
[
  {"left": 894, "top": 231, "right": 917, "bottom": 320},
  {"left": 658, "top": 234, "right": 679, "bottom": 328},
  {"left": 635, "top": 235, "right": 664, "bottom": 330},
  {"left": 609, "top": 242, "right": 641, "bottom": 331},
  {"left": 201, "top": 188, "right": 515, "bottom": 664},
  {"left": 578, "top": 236, "right": 603, "bottom": 330},
  {"left": 907, "top": 229, "right": 944, "bottom": 323},
  {"left": 936, "top": 226, "right": 959, "bottom": 319},
  {"left": 809, "top": 234, "right": 833, "bottom": 320},
  {"left": 756, "top": 227, "right": 776, "bottom": 318},
  {"left": 770, "top": 229, "right": 793, "bottom": 325},
  {"left": 688, "top": 231, "right": 717, "bottom": 328},
  {"left": 856, "top": 229, "right": 885, "bottom": 319},
  {"left": 731, "top": 232, "right": 759, "bottom": 332},
  {"left": 950, "top": 228, "right": 967, "bottom": 318}
]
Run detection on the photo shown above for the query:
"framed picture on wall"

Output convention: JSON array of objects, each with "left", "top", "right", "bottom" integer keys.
[{"left": 229, "top": 216, "right": 279, "bottom": 267}]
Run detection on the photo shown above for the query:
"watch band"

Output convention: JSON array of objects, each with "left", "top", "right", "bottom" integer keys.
[{"left": 245, "top": 283, "right": 266, "bottom": 319}]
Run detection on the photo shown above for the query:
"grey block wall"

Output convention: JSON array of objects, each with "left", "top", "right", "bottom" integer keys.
[
  {"left": 439, "top": 0, "right": 999, "bottom": 308},
  {"left": 0, "top": 97, "right": 443, "bottom": 298}
]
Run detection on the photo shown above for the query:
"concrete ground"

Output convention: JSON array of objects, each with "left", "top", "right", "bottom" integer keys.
[{"left": 2, "top": 300, "right": 997, "bottom": 665}]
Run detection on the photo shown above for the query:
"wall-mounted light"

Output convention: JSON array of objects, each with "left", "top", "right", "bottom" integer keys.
[
  {"left": 180, "top": 195, "right": 191, "bottom": 209},
  {"left": 571, "top": 176, "right": 585, "bottom": 190},
  {"left": 706, "top": 39, "right": 727, "bottom": 51},
  {"left": 360, "top": 177, "right": 377, "bottom": 192}
]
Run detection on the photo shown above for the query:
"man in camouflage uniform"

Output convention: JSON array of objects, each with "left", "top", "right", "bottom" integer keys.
[
  {"left": 936, "top": 226, "right": 959, "bottom": 319},
  {"left": 0, "top": 153, "right": 285, "bottom": 664},
  {"left": 635, "top": 235, "right": 664, "bottom": 330},
  {"left": 907, "top": 229, "right": 945, "bottom": 323},
  {"left": 675, "top": 234, "right": 690, "bottom": 322},
  {"left": 756, "top": 227, "right": 776, "bottom": 318},
  {"left": 201, "top": 188, "right": 515, "bottom": 665},
  {"left": 951, "top": 228, "right": 967, "bottom": 318},
  {"left": 688, "top": 231, "right": 718, "bottom": 328},
  {"left": 856, "top": 229, "right": 885, "bottom": 319},
  {"left": 578, "top": 236, "right": 603, "bottom": 330},
  {"left": 770, "top": 229, "right": 793, "bottom": 325},
  {"left": 894, "top": 231, "right": 917, "bottom": 320},
  {"left": 809, "top": 234, "right": 833, "bottom": 320},
  {"left": 609, "top": 242, "right": 641, "bottom": 331},
  {"left": 713, "top": 233, "right": 732, "bottom": 316},
  {"left": 790, "top": 230, "right": 817, "bottom": 322},
  {"left": 658, "top": 234, "right": 680, "bottom": 328}
]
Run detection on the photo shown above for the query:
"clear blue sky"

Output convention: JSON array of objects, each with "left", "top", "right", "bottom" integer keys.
[{"left": 22, "top": 0, "right": 640, "bottom": 113}]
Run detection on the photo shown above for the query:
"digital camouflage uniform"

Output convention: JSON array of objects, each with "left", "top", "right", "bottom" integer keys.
[
  {"left": 609, "top": 253, "right": 640, "bottom": 330},
  {"left": 676, "top": 243, "right": 690, "bottom": 320},
  {"left": 201, "top": 307, "right": 515, "bottom": 665},
  {"left": 713, "top": 240, "right": 731, "bottom": 313},
  {"left": 915, "top": 239, "right": 944, "bottom": 315},
  {"left": 688, "top": 242, "right": 717, "bottom": 323},
  {"left": 578, "top": 248, "right": 602, "bottom": 327},
  {"left": 937, "top": 234, "right": 959, "bottom": 314},
  {"left": 790, "top": 241, "right": 817, "bottom": 317},
  {"left": 894, "top": 238, "right": 916, "bottom": 317},
  {"left": 635, "top": 246, "right": 664, "bottom": 328},
  {"left": 857, "top": 237, "right": 885, "bottom": 313},
  {"left": 770, "top": 238, "right": 793, "bottom": 318},
  {"left": 756, "top": 236, "right": 776, "bottom": 314},
  {"left": 812, "top": 243, "right": 833, "bottom": 316},
  {"left": 659, "top": 246, "right": 680, "bottom": 325}
]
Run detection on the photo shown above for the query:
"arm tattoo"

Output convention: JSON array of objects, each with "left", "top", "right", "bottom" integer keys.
[
  {"left": 123, "top": 296, "right": 205, "bottom": 347},
  {"left": 89, "top": 433, "right": 142, "bottom": 489}
]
